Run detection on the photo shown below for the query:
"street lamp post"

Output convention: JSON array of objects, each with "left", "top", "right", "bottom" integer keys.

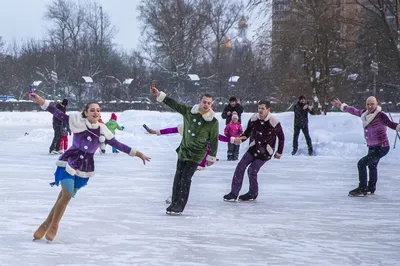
[{"left": 371, "top": 43, "right": 379, "bottom": 96}]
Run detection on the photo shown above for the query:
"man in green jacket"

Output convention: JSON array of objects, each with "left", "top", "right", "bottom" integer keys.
[{"left": 151, "top": 87, "right": 219, "bottom": 215}]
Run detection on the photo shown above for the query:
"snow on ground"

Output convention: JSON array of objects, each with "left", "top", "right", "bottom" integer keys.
[{"left": 0, "top": 109, "right": 400, "bottom": 266}]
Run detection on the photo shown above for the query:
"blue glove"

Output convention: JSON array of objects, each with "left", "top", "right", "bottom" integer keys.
[{"left": 121, "top": 126, "right": 125, "bottom": 130}]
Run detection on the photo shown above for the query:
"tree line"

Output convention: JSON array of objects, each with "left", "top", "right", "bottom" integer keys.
[{"left": 1, "top": 0, "right": 399, "bottom": 112}]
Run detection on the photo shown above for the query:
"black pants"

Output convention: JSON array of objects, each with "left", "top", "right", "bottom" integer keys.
[
  {"left": 357, "top": 146, "right": 389, "bottom": 188},
  {"left": 169, "top": 160, "right": 199, "bottom": 212},
  {"left": 49, "top": 125, "right": 61, "bottom": 152},
  {"left": 227, "top": 143, "right": 240, "bottom": 161},
  {"left": 293, "top": 125, "right": 312, "bottom": 152}
]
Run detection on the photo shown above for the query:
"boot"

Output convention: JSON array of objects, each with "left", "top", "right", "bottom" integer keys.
[
  {"left": 166, "top": 202, "right": 183, "bottom": 215},
  {"left": 348, "top": 186, "right": 368, "bottom": 197},
  {"left": 239, "top": 192, "right": 257, "bottom": 201},
  {"left": 368, "top": 182, "right": 376, "bottom": 194},
  {"left": 291, "top": 149, "right": 297, "bottom": 155},
  {"left": 308, "top": 147, "right": 313, "bottom": 156},
  {"left": 223, "top": 192, "right": 238, "bottom": 201},
  {"left": 33, "top": 221, "right": 50, "bottom": 240},
  {"left": 45, "top": 223, "right": 59, "bottom": 241}
]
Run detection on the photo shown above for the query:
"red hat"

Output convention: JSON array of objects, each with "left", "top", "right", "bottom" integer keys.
[{"left": 111, "top": 113, "right": 117, "bottom": 120}]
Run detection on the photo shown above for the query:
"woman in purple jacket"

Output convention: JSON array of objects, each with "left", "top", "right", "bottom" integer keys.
[
  {"left": 332, "top": 97, "right": 400, "bottom": 196},
  {"left": 29, "top": 93, "right": 151, "bottom": 241}
]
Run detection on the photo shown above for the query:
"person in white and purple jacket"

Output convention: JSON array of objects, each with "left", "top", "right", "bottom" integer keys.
[
  {"left": 332, "top": 96, "right": 400, "bottom": 196},
  {"left": 29, "top": 92, "right": 151, "bottom": 242},
  {"left": 223, "top": 100, "right": 285, "bottom": 201}
]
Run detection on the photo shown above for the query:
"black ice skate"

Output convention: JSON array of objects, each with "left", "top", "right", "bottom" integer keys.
[
  {"left": 368, "top": 182, "right": 376, "bottom": 194},
  {"left": 166, "top": 210, "right": 182, "bottom": 216},
  {"left": 223, "top": 192, "right": 238, "bottom": 202},
  {"left": 348, "top": 187, "right": 368, "bottom": 197},
  {"left": 166, "top": 204, "right": 183, "bottom": 215},
  {"left": 238, "top": 192, "right": 257, "bottom": 201}
]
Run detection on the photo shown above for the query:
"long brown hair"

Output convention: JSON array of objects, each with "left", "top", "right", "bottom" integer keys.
[{"left": 81, "top": 102, "right": 100, "bottom": 118}]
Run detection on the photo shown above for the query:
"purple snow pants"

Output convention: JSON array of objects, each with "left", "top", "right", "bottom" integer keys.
[{"left": 230, "top": 151, "right": 268, "bottom": 197}]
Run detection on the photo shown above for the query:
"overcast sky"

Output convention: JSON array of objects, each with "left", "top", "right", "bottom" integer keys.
[
  {"left": 0, "top": 0, "right": 264, "bottom": 52},
  {"left": 0, "top": 0, "right": 142, "bottom": 51}
]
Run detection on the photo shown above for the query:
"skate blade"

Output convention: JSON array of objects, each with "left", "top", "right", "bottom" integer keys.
[
  {"left": 223, "top": 199, "right": 237, "bottom": 202},
  {"left": 348, "top": 193, "right": 367, "bottom": 197},
  {"left": 32, "top": 238, "right": 53, "bottom": 244},
  {"left": 166, "top": 211, "right": 182, "bottom": 216}
]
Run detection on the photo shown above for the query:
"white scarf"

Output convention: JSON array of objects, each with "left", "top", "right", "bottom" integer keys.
[{"left": 361, "top": 106, "right": 381, "bottom": 128}]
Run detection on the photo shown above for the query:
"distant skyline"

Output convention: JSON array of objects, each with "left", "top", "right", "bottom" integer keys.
[{"left": 0, "top": 0, "right": 264, "bottom": 52}]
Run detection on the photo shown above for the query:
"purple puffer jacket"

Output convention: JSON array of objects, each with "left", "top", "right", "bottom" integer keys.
[
  {"left": 341, "top": 104, "right": 400, "bottom": 147},
  {"left": 42, "top": 101, "right": 136, "bottom": 177}
]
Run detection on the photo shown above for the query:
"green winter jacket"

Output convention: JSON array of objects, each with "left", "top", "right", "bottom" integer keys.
[
  {"left": 157, "top": 91, "right": 219, "bottom": 164},
  {"left": 105, "top": 119, "right": 122, "bottom": 134}
]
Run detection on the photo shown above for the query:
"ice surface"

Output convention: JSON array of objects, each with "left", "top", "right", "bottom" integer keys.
[{"left": 0, "top": 110, "right": 399, "bottom": 266}]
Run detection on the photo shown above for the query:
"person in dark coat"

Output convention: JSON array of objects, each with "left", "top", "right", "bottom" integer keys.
[
  {"left": 49, "top": 99, "right": 68, "bottom": 154},
  {"left": 223, "top": 100, "right": 285, "bottom": 201},
  {"left": 292, "top": 95, "right": 314, "bottom": 156},
  {"left": 221, "top": 96, "right": 244, "bottom": 125}
]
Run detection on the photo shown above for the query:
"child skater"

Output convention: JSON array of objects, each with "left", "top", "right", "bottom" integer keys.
[
  {"left": 105, "top": 113, "right": 124, "bottom": 153},
  {"left": 29, "top": 92, "right": 151, "bottom": 241},
  {"left": 59, "top": 121, "right": 71, "bottom": 154},
  {"left": 224, "top": 112, "right": 243, "bottom": 161}
]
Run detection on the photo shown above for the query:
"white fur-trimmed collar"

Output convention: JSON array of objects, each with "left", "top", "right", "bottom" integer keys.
[
  {"left": 85, "top": 119, "right": 99, "bottom": 129},
  {"left": 68, "top": 113, "right": 114, "bottom": 140},
  {"left": 361, "top": 106, "right": 382, "bottom": 128},
  {"left": 250, "top": 112, "right": 279, "bottom": 127},
  {"left": 250, "top": 112, "right": 272, "bottom": 122},
  {"left": 190, "top": 104, "right": 215, "bottom": 121}
]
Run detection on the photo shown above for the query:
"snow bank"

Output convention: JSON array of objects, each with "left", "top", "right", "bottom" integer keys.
[{"left": 2, "top": 109, "right": 400, "bottom": 158}]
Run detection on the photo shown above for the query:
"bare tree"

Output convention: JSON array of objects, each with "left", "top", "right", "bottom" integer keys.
[
  {"left": 43, "top": 0, "right": 119, "bottom": 104},
  {"left": 138, "top": 0, "right": 208, "bottom": 98},
  {"left": 84, "top": 2, "right": 117, "bottom": 77},
  {"left": 355, "top": 0, "right": 400, "bottom": 70},
  {"left": 201, "top": 0, "right": 243, "bottom": 97}
]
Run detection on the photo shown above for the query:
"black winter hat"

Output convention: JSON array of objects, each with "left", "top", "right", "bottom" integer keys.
[
  {"left": 229, "top": 96, "right": 237, "bottom": 102},
  {"left": 299, "top": 95, "right": 306, "bottom": 100},
  {"left": 62, "top": 99, "right": 68, "bottom": 106}
]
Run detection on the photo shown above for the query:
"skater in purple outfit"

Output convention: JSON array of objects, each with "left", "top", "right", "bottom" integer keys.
[
  {"left": 332, "top": 96, "right": 400, "bottom": 196},
  {"left": 223, "top": 100, "right": 285, "bottom": 201},
  {"left": 29, "top": 92, "right": 150, "bottom": 241}
]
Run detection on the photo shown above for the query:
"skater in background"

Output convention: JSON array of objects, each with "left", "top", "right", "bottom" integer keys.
[
  {"left": 222, "top": 96, "right": 244, "bottom": 125},
  {"left": 105, "top": 113, "right": 124, "bottom": 153},
  {"left": 331, "top": 96, "right": 400, "bottom": 196},
  {"left": 292, "top": 95, "right": 314, "bottom": 156},
  {"left": 224, "top": 112, "right": 243, "bottom": 161},
  {"left": 59, "top": 121, "right": 71, "bottom": 154},
  {"left": 150, "top": 86, "right": 219, "bottom": 215},
  {"left": 224, "top": 100, "right": 285, "bottom": 201},
  {"left": 49, "top": 99, "right": 68, "bottom": 154},
  {"left": 145, "top": 124, "right": 236, "bottom": 170},
  {"left": 29, "top": 92, "right": 150, "bottom": 241}
]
